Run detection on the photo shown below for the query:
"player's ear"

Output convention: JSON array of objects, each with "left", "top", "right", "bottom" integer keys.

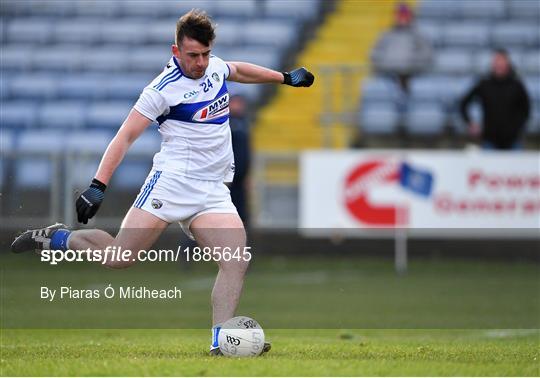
[{"left": 172, "top": 44, "right": 180, "bottom": 57}]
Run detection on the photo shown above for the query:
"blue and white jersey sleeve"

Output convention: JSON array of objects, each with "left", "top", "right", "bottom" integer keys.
[{"left": 133, "top": 89, "right": 167, "bottom": 122}]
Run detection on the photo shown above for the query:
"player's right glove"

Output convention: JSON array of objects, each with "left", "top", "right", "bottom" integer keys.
[
  {"left": 282, "top": 67, "right": 315, "bottom": 87},
  {"left": 76, "top": 178, "right": 106, "bottom": 224}
]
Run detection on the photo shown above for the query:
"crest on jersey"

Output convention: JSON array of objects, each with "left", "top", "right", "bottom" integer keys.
[
  {"left": 151, "top": 199, "right": 163, "bottom": 209},
  {"left": 192, "top": 93, "right": 229, "bottom": 122},
  {"left": 212, "top": 72, "right": 220, "bottom": 82}
]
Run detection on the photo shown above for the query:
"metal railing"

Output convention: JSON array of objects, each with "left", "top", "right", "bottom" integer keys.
[{"left": 0, "top": 150, "right": 301, "bottom": 230}]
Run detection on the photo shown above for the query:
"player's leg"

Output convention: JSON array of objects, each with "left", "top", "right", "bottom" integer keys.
[
  {"left": 69, "top": 207, "right": 169, "bottom": 268},
  {"left": 190, "top": 212, "right": 248, "bottom": 325},
  {"left": 12, "top": 207, "right": 169, "bottom": 269}
]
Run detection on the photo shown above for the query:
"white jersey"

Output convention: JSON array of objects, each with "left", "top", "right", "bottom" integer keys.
[{"left": 134, "top": 55, "right": 234, "bottom": 182}]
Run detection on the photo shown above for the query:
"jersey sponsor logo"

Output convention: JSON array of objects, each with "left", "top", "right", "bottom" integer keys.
[
  {"left": 344, "top": 159, "right": 433, "bottom": 226},
  {"left": 192, "top": 93, "right": 229, "bottom": 122},
  {"left": 183, "top": 90, "right": 199, "bottom": 99}
]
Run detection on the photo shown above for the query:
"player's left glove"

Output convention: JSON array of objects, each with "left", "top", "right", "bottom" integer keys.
[
  {"left": 282, "top": 67, "right": 315, "bottom": 87},
  {"left": 76, "top": 178, "right": 106, "bottom": 224}
]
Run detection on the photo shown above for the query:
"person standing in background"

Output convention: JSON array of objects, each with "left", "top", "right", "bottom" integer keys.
[
  {"left": 460, "top": 49, "right": 530, "bottom": 150},
  {"left": 229, "top": 95, "right": 251, "bottom": 226},
  {"left": 370, "top": 2, "right": 433, "bottom": 93}
]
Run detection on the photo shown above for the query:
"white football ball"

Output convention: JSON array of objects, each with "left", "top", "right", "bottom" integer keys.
[{"left": 218, "top": 316, "right": 265, "bottom": 357}]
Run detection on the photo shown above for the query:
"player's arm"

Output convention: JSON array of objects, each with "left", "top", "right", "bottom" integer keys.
[
  {"left": 227, "top": 62, "right": 314, "bottom": 87},
  {"left": 94, "top": 110, "right": 151, "bottom": 185},
  {"left": 75, "top": 109, "right": 153, "bottom": 224}
]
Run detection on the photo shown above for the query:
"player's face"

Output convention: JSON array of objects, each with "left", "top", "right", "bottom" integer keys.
[{"left": 174, "top": 37, "right": 211, "bottom": 79}]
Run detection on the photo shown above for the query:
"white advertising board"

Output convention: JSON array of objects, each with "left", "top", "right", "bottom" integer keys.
[{"left": 300, "top": 150, "right": 540, "bottom": 238}]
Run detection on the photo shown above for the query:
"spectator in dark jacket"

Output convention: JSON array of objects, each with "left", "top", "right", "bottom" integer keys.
[
  {"left": 460, "top": 49, "right": 530, "bottom": 150},
  {"left": 229, "top": 95, "right": 251, "bottom": 225}
]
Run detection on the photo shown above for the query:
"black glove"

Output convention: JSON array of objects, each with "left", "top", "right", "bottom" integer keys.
[
  {"left": 282, "top": 67, "right": 315, "bottom": 87},
  {"left": 76, "top": 178, "right": 106, "bottom": 224}
]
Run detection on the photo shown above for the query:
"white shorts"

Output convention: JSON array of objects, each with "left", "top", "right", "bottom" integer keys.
[{"left": 132, "top": 169, "right": 238, "bottom": 239}]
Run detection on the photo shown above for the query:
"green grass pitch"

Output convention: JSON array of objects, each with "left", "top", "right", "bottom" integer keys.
[
  {"left": 1, "top": 254, "right": 539, "bottom": 376},
  {"left": 1, "top": 329, "right": 539, "bottom": 376}
]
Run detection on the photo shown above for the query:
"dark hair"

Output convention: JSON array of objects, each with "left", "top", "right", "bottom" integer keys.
[
  {"left": 494, "top": 48, "right": 509, "bottom": 57},
  {"left": 176, "top": 9, "right": 216, "bottom": 47}
]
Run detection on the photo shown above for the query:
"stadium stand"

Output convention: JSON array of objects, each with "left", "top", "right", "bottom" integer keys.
[
  {"left": 357, "top": 0, "right": 540, "bottom": 144},
  {"left": 0, "top": 0, "right": 324, "bottom": 196}
]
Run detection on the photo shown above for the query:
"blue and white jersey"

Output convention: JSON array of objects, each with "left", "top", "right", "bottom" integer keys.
[{"left": 134, "top": 55, "right": 234, "bottom": 182}]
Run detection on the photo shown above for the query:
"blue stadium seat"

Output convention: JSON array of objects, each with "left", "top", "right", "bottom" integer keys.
[
  {"left": 439, "top": 76, "right": 474, "bottom": 108},
  {"left": 224, "top": 47, "right": 281, "bottom": 70},
  {"left": 361, "top": 77, "right": 400, "bottom": 103},
  {"left": 0, "top": 129, "right": 14, "bottom": 188},
  {"left": 411, "top": 75, "right": 472, "bottom": 110},
  {"left": 101, "top": 21, "right": 148, "bottom": 44},
  {"left": 64, "top": 130, "right": 114, "bottom": 187},
  {"left": 491, "top": 22, "right": 540, "bottom": 47},
  {"left": 10, "top": 75, "right": 58, "bottom": 100},
  {"left": 525, "top": 76, "right": 540, "bottom": 102},
  {"left": 69, "top": 160, "right": 101, "bottom": 188},
  {"left": 359, "top": 103, "right": 399, "bottom": 135},
  {"left": 53, "top": 20, "right": 103, "bottom": 44},
  {"left": 146, "top": 23, "right": 176, "bottom": 44},
  {"left": 110, "top": 130, "right": 160, "bottom": 189},
  {"left": 417, "top": 0, "right": 461, "bottom": 18},
  {"left": 65, "top": 130, "right": 113, "bottom": 154},
  {"left": 416, "top": 21, "right": 443, "bottom": 46},
  {"left": 459, "top": 0, "right": 506, "bottom": 19},
  {"left": 104, "top": 74, "right": 152, "bottom": 100},
  {"left": 404, "top": 103, "right": 446, "bottom": 135},
  {"left": 214, "top": 22, "right": 243, "bottom": 47},
  {"left": 443, "top": 23, "right": 490, "bottom": 47},
  {"left": 129, "top": 47, "right": 171, "bottom": 72},
  {"left": 526, "top": 107, "right": 540, "bottom": 135},
  {"left": 59, "top": 74, "right": 107, "bottom": 100},
  {"left": 168, "top": 0, "right": 214, "bottom": 17},
  {"left": 34, "top": 47, "right": 81, "bottom": 71},
  {"left": 38, "top": 101, "right": 86, "bottom": 129},
  {"left": 522, "top": 52, "right": 540, "bottom": 75},
  {"left": 244, "top": 21, "right": 297, "bottom": 48},
  {"left": 410, "top": 76, "right": 443, "bottom": 103},
  {"left": 112, "top": 161, "right": 153, "bottom": 190},
  {"left": 1, "top": 46, "right": 32, "bottom": 71},
  {"left": 0, "top": 128, "right": 15, "bottom": 155},
  {"left": 0, "top": 101, "right": 38, "bottom": 128},
  {"left": 214, "top": 0, "right": 258, "bottom": 18},
  {"left": 433, "top": 49, "right": 473, "bottom": 74},
  {"left": 0, "top": 19, "right": 5, "bottom": 44},
  {"left": 74, "top": 0, "right": 118, "bottom": 17},
  {"left": 0, "top": 76, "right": 10, "bottom": 99},
  {"left": 264, "top": 0, "right": 321, "bottom": 20},
  {"left": 27, "top": 0, "right": 76, "bottom": 16},
  {"left": 81, "top": 48, "right": 127, "bottom": 72},
  {"left": 118, "top": 0, "right": 166, "bottom": 17},
  {"left": 226, "top": 81, "right": 263, "bottom": 103},
  {"left": 15, "top": 130, "right": 65, "bottom": 188},
  {"left": 508, "top": 0, "right": 540, "bottom": 19},
  {"left": 86, "top": 102, "right": 132, "bottom": 129},
  {"left": 6, "top": 18, "right": 53, "bottom": 44}
]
